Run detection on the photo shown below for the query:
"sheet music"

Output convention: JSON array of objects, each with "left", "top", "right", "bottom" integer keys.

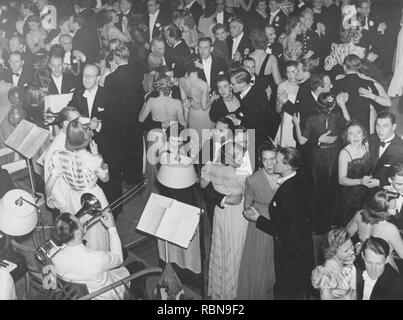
[
  {"left": 137, "top": 193, "right": 200, "bottom": 249},
  {"left": 0, "top": 260, "right": 17, "bottom": 273}
]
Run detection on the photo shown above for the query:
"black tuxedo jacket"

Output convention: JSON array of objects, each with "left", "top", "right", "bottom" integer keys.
[
  {"left": 197, "top": 55, "right": 228, "bottom": 93},
  {"left": 0, "top": 66, "right": 34, "bottom": 88},
  {"left": 227, "top": 33, "right": 253, "bottom": 60},
  {"left": 103, "top": 63, "right": 144, "bottom": 118},
  {"left": 186, "top": 1, "right": 203, "bottom": 26},
  {"left": 72, "top": 27, "right": 100, "bottom": 64},
  {"left": 268, "top": 9, "right": 287, "bottom": 37},
  {"left": 369, "top": 134, "right": 403, "bottom": 187},
  {"left": 165, "top": 40, "right": 192, "bottom": 78},
  {"left": 143, "top": 10, "right": 171, "bottom": 43},
  {"left": 322, "top": 4, "right": 341, "bottom": 44},
  {"left": 296, "top": 29, "right": 321, "bottom": 59},
  {"left": 334, "top": 73, "right": 378, "bottom": 132},
  {"left": 48, "top": 73, "right": 78, "bottom": 95},
  {"left": 357, "top": 264, "right": 403, "bottom": 300},
  {"left": 209, "top": 96, "right": 241, "bottom": 123}
]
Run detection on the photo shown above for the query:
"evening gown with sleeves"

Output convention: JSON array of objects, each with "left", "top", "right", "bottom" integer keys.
[
  {"left": 340, "top": 147, "right": 372, "bottom": 226},
  {"left": 237, "top": 169, "right": 277, "bottom": 300},
  {"left": 202, "top": 162, "right": 250, "bottom": 300}
]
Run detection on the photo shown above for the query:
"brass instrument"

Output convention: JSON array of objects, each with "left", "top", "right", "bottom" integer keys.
[{"left": 35, "top": 178, "right": 148, "bottom": 265}]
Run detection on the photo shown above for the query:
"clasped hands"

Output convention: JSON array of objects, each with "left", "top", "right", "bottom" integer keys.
[
  {"left": 361, "top": 176, "right": 380, "bottom": 188},
  {"left": 243, "top": 206, "right": 260, "bottom": 222}
]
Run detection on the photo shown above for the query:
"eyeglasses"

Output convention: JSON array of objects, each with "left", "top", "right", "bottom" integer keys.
[{"left": 83, "top": 74, "right": 98, "bottom": 79}]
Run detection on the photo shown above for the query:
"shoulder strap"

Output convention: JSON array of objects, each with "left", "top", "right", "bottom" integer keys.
[
  {"left": 258, "top": 54, "right": 271, "bottom": 78},
  {"left": 343, "top": 148, "right": 353, "bottom": 160}
]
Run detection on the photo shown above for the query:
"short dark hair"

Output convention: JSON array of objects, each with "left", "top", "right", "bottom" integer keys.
[
  {"left": 377, "top": 111, "right": 396, "bottom": 125},
  {"left": 198, "top": 36, "right": 213, "bottom": 46},
  {"left": 216, "top": 116, "right": 235, "bottom": 136},
  {"left": 242, "top": 56, "right": 255, "bottom": 66},
  {"left": 72, "top": 14, "right": 86, "bottom": 28},
  {"left": 388, "top": 161, "right": 403, "bottom": 179},
  {"left": 58, "top": 106, "right": 80, "bottom": 126},
  {"left": 53, "top": 213, "right": 79, "bottom": 244},
  {"left": 112, "top": 44, "right": 130, "bottom": 61},
  {"left": 344, "top": 54, "right": 361, "bottom": 71},
  {"left": 216, "top": 74, "right": 230, "bottom": 85},
  {"left": 299, "top": 58, "right": 317, "bottom": 74},
  {"left": 361, "top": 190, "right": 393, "bottom": 225},
  {"left": 310, "top": 73, "right": 327, "bottom": 91},
  {"left": 229, "top": 17, "right": 244, "bottom": 27},
  {"left": 257, "top": 141, "right": 277, "bottom": 169},
  {"left": 212, "top": 23, "right": 227, "bottom": 34},
  {"left": 277, "top": 147, "right": 301, "bottom": 171},
  {"left": 362, "top": 236, "right": 390, "bottom": 259},
  {"left": 285, "top": 60, "right": 298, "bottom": 69},
  {"left": 356, "top": 0, "right": 371, "bottom": 8},
  {"left": 165, "top": 24, "right": 182, "bottom": 41}
]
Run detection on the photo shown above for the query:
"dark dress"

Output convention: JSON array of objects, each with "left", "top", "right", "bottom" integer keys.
[
  {"left": 256, "top": 53, "right": 280, "bottom": 140},
  {"left": 340, "top": 148, "right": 372, "bottom": 226},
  {"left": 302, "top": 108, "right": 345, "bottom": 233}
]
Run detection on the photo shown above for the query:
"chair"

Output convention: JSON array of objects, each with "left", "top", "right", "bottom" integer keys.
[{"left": 79, "top": 267, "right": 163, "bottom": 300}]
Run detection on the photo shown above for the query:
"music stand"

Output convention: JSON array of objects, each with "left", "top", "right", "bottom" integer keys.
[{"left": 4, "top": 120, "right": 50, "bottom": 204}]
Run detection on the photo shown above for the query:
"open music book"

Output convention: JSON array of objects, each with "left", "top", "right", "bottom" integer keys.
[
  {"left": 137, "top": 193, "right": 201, "bottom": 249},
  {"left": 5, "top": 120, "right": 50, "bottom": 160},
  {"left": 45, "top": 93, "right": 74, "bottom": 113}
]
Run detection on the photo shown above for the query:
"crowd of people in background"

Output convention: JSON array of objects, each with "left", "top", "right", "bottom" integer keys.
[{"left": 1, "top": 0, "right": 403, "bottom": 300}]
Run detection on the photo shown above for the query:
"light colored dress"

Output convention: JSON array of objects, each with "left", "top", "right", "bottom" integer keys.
[
  {"left": 237, "top": 169, "right": 277, "bottom": 300},
  {"left": 388, "top": 24, "right": 403, "bottom": 97},
  {"left": 312, "top": 259, "right": 357, "bottom": 300},
  {"left": 50, "top": 149, "right": 111, "bottom": 252},
  {"left": 202, "top": 162, "right": 250, "bottom": 300},
  {"left": 283, "top": 37, "right": 304, "bottom": 61}
]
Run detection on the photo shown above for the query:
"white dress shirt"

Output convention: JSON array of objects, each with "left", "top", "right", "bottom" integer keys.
[
  {"left": 362, "top": 271, "right": 377, "bottom": 300},
  {"left": 12, "top": 70, "right": 21, "bottom": 87},
  {"left": 0, "top": 269, "right": 16, "bottom": 300},
  {"left": 202, "top": 55, "right": 212, "bottom": 87},
  {"left": 240, "top": 84, "right": 252, "bottom": 100},
  {"left": 52, "top": 227, "right": 130, "bottom": 300},
  {"left": 216, "top": 11, "right": 224, "bottom": 24},
  {"left": 149, "top": 9, "right": 160, "bottom": 41},
  {"left": 379, "top": 134, "right": 395, "bottom": 158},
  {"left": 269, "top": 9, "right": 280, "bottom": 25},
  {"left": 52, "top": 74, "right": 63, "bottom": 94},
  {"left": 231, "top": 32, "right": 244, "bottom": 59},
  {"left": 83, "top": 86, "right": 99, "bottom": 118}
]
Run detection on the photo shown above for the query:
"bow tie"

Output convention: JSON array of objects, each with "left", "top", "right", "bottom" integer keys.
[
  {"left": 380, "top": 139, "right": 392, "bottom": 148},
  {"left": 12, "top": 72, "right": 20, "bottom": 77}
]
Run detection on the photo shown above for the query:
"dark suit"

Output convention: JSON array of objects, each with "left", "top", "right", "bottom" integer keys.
[
  {"left": 143, "top": 10, "right": 171, "bottom": 43},
  {"left": 389, "top": 193, "right": 403, "bottom": 231},
  {"left": 268, "top": 9, "right": 287, "bottom": 37},
  {"left": 256, "top": 173, "right": 314, "bottom": 299},
  {"left": 369, "top": 134, "right": 403, "bottom": 187},
  {"left": 103, "top": 63, "right": 144, "bottom": 184},
  {"left": 69, "top": 86, "right": 123, "bottom": 217},
  {"left": 297, "top": 29, "right": 321, "bottom": 60},
  {"left": 334, "top": 73, "right": 378, "bottom": 132},
  {"left": 247, "top": 10, "right": 268, "bottom": 34},
  {"left": 197, "top": 55, "right": 228, "bottom": 93},
  {"left": 0, "top": 67, "right": 33, "bottom": 88},
  {"left": 165, "top": 40, "right": 192, "bottom": 78},
  {"left": 185, "top": 1, "right": 203, "bottom": 26},
  {"left": 227, "top": 33, "right": 253, "bottom": 60},
  {"left": 72, "top": 26, "right": 100, "bottom": 64},
  {"left": 48, "top": 73, "right": 78, "bottom": 95},
  {"left": 357, "top": 264, "right": 403, "bottom": 300},
  {"left": 209, "top": 96, "right": 241, "bottom": 123}
]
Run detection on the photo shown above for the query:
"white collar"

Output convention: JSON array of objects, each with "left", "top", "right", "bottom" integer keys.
[
  {"left": 186, "top": 0, "right": 197, "bottom": 8},
  {"left": 278, "top": 171, "right": 297, "bottom": 185},
  {"left": 83, "top": 86, "right": 99, "bottom": 97},
  {"left": 202, "top": 55, "right": 212, "bottom": 64},
  {"left": 381, "top": 133, "right": 395, "bottom": 144},
  {"left": 173, "top": 40, "right": 182, "bottom": 48},
  {"left": 362, "top": 271, "right": 378, "bottom": 285},
  {"left": 311, "top": 91, "right": 319, "bottom": 102},
  {"left": 270, "top": 8, "right": 280, "bottom": 16},
  {"left": 52, "top": 74, "right": 62, "bottom": 80},
  {"left": 233, "top": 32, "right": 244, "bottom": 40},
  {"left": 240, "top": 85, "right": 252, "bottom": 99}
]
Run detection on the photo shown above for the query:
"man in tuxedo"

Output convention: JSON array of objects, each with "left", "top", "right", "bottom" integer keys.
[
  {"left": 164, "top": 24, "right": 192, "bottom": 78},
  {"left": 244, "top": 147, "right": 314, "bottom": 300},
  {"left": 268, "top": 0, "right": 287, "bottom": 37},
  {"left": 144, "top": 0, "right": 170, "bottom": 44},
  {"left": 215, "top": 0, "right": 234, "bottom": 26},
  {"left": 386, "top": 162, "right": 403, "bottom": 231},
  {"left": 0, "top": 51, "right": 33, "bottom": 88},
  {"left": 59, "top": 33, "right": 85, "bottom": 76},
  {"left": 265, "top": 26, "right": 284, "bottom": 63},
  {"left": 357, "top": 237, "right": 403, "bottom": 300},
  {"left": 334, "top": 54, "right": 378, "bottom": 133},
  {"left": 103, "top": 45, "right": 144, "bottom": 187},
  {"left": 47, "top": 55, "right": 77, "bottom": 95},
  {"left": 227, "top": 17, "right": 252, "bottom": 62},
  {"left": 297, "top": 8, "right": 321, "bottom": 60},
  {"left": 69, "top": 64, "right": 123, "bottom": 219},
  {"left": 117, "top": 0, "right": 133, "bottom": 32},
  {"left": 184, "top": 0, "right": 203, "bottom": 26},
  {"left": 70, "top": 14, "right": 100, "bottom": 63},
  {"left": 197, "top": 37, "right": 228, "bottom": 93},
  {"left": 368, "top": 112, "right": 403, "bottom": 189}
]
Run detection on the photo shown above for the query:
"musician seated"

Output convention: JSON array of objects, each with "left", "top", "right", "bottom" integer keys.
[{"left": 51, "top": 212, "right": 146, "bottom": 300}]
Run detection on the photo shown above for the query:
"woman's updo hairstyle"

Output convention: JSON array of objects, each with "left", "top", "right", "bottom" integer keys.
[
  {"left": 321, "top": 228, "right": 350, "bottom": 260},
  {"left": 153, "top": 74, "right": 175, "bottom": 96},
  {"left": 361, "top": 190, "right": 394, "bottom": 225}
]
